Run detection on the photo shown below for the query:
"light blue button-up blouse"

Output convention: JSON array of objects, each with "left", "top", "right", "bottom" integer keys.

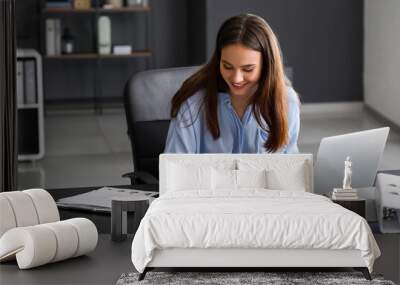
[{"left": 164, "top": 86, "right": 300, "bottom": 154}]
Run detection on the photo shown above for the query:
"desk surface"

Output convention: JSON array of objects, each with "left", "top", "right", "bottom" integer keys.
[
  {"left": 46, "top": 184, "right": 158, "bottom": 234},
  {"left": 48, "top": 184, "right": 158, "bottom": 200},
  {"left": 0, "top": 234, "right": 134, "bottom": 285}
]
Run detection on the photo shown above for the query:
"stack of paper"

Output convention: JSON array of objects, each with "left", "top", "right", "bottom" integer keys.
[
  {"left": 56, "top": 187, "right": 158, "bottom": 212},
  {"left": 332, "top": 188, "right": 359, "bottom": 200}
]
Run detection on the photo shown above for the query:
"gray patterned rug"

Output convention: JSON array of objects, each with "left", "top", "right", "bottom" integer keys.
[{"left": 116, "top": 271, "right": 396, "bottom": 285}]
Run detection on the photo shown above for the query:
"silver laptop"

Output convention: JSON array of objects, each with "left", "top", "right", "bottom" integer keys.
[{"left": 314, "top": 127, "right": 390, "bottom": 196}]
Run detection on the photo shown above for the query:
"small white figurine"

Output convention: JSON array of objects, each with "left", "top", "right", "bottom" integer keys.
[{"left": 343, "top": 156, "right": 352, "bottom": 190}]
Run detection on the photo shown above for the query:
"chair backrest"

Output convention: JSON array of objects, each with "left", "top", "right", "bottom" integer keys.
[{"left": 124, "top": 66, "right": 200, "bottom": 178}]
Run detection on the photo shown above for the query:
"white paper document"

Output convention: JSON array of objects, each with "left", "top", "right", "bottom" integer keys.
[{"left": 57, "top": 187, "right": 158, "bottom": 212}]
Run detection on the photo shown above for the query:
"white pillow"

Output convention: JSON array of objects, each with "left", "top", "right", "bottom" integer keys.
[
  {"left": 237, "top": 169, "right": 268, "bottom": 189},
  {"left": 237, "top": 159, "right": 309, "bottom": 192},
  {"left": 167, "top": 162, "right": 211, "bottom": 191},
  {"left": 211, "top": 168, "right": 268, "bottom": 190},
  {"left": 211, "top": 168, "right": 236, "bottom": 190},
  {"left": 266, "top": 164, "right": 307, "bottom": 191}
]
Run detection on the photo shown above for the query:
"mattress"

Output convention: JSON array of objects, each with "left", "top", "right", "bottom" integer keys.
[{"left": 131, "top": 190, "right": 380, "bottom": 273}]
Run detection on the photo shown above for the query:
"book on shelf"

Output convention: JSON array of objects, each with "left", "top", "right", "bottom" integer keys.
[
  {"left": 54, "top": 20, "right": 61, "bottom": 55},
  {"left": 113, "top": 45, "right": 132, "bottom": 55},
  {"left": 127, "top": 0, "right": 148, "bottom": 6},
  {"left": 46, "top": 0, "right": 71, "bottom": 8},
  {"left": 46, "top": 19, "right": 56, "bottom": 55},
  {"left": 46, "top": 19, "right": 62, "bottom": 56}
]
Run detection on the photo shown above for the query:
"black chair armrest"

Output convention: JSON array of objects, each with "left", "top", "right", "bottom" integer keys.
[
  {"left": 122, "top": 172, "right": 134, "bottom": 184},
  {"left": 122, "top": 171, "right": 159, "bottom": 185}
]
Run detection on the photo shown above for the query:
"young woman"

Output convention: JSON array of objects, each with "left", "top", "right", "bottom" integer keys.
[{"left": 164, "top": 14, "right": 300, "bottom": 154}]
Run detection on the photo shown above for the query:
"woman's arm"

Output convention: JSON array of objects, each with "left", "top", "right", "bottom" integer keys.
[
  {"left": 164, "top": 100, "right": 200, "bottom": 153},
  {"left": 283, "top": 87, "right": 300, "bottom": 154}
]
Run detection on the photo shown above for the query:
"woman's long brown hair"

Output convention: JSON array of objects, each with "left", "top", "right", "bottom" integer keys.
[{"left": 171, "top": 14, "right": 290, "bottom": 152}]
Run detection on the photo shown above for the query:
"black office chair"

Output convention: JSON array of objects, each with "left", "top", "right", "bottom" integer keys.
[{"left": 123, "top": 66, "right": 200, "bottom": 187}]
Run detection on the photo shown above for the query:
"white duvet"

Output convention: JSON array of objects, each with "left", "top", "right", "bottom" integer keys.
[{"left": 131, "top": 190, "right": 380, "bottom": 273}]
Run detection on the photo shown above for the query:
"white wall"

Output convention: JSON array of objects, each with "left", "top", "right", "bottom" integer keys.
[{"left": 364, "top": 0, "right": 400, "bottom": 126}]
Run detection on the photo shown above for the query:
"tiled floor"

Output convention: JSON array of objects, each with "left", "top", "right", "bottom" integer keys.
[
  {"left": 18, "top": 107, "right": 133, "bottom": 189},
  {"left": 17, "top": 105, "right": 400, "bottom": 190}
]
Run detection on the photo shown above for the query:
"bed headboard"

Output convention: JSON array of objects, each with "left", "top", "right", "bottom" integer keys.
[{"left": 159, "top": 154, "right": 313, "bottom": 196}]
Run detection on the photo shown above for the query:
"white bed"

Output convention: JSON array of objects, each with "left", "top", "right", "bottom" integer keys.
[{"left": 131, "top": 154, "right": 380, "bottom": 280}]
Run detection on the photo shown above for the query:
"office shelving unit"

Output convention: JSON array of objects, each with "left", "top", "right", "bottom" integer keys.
[
  {"left": 16, "top": 49, "right": 45, "bottom": 160},
  {"left": 40, "top": 1, "right": 153, "bottom": 109}
]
